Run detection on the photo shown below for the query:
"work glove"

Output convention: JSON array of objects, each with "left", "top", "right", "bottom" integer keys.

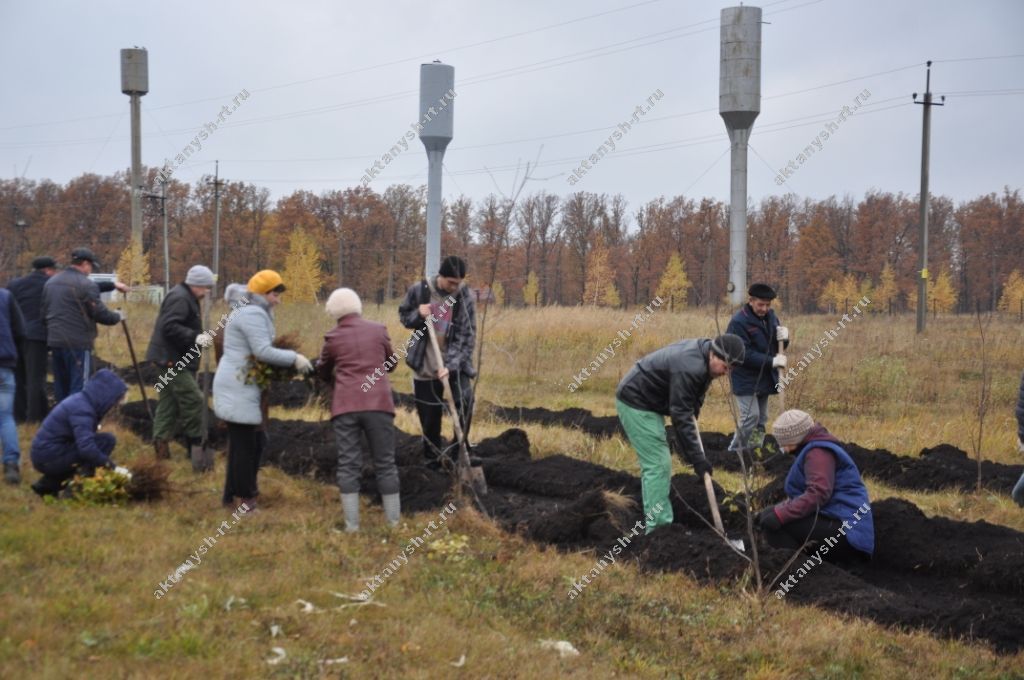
[
  {"left": 114, "top": 465, "right": 132, "bottom": 481},
  {"left": 293, "top": 353, "right": 314, "bottom": 374},
  {"left": 116, "top": 310, "right": 126, "bottom": 322},
  {"left": 756, "top": 507, "right": 782, "bottom": 532},
  {"left": 692, "top": 458, "right": 713, "bottom": 479},
  {"left": 1018, "top": 438, "right": 1024, "bottom": 455},
  {"left": 772, "top": 355, "right": 788, "bottom": 369},
  {"left": 776, "top": 326, "right": 789, "bottom": 342},
  {"left": 195, "top": 332, "right": 213, "bottom": 348}
]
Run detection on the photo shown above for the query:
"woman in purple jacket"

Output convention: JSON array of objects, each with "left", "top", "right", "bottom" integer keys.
[{"left": 317, "top": 288, "right": 400, "bottom": 532}]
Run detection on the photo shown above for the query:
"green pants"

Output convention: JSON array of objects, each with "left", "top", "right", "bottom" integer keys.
[
  {"left": 616, "top": 398, "right": 674, "bottom": 533},
  {"left": 152, "top": 369, "right": 204, "bottom": 441}
]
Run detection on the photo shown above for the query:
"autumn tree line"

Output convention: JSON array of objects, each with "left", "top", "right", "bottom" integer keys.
[{"left": 1, "top": 170, "right": 1022, "bottom": 314}]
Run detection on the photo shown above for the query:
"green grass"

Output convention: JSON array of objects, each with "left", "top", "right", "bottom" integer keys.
[{"left": 1, "top": 301, "right": 1022, "bottom": 677}]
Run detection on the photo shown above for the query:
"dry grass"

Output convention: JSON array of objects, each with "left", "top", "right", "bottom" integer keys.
[{"left": 2, "top": 300, "right": 1022, "bottom": 677}]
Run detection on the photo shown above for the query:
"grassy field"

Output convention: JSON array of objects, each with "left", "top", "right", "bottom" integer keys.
[{"left": 1, "top": 300, "right": 1022, "bottom": 678}]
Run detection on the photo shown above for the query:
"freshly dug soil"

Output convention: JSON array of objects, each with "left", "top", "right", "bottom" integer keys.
[
  {"left": 481, "top": 400, "right": 1023, "bottom": 496},
  {"left": 111, "top": 381, "right": 1024, "bottom": 652}
]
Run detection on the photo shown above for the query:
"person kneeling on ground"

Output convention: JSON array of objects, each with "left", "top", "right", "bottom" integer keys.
[
  {"left": 30, "top": 368, "right": 127, "bottom": 496},
  {"left": 317, "top": 288, "right": 401, "bottom": 532},
  {"left": 756, "top": 409, "right": 874, "bottom": 561},
  {"left": 615, "top": 334, "right": 745, "bottom": 534}
]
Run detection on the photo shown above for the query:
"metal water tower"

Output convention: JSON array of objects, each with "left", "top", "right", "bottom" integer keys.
[
  {"left": 719, "top": 6, "right": 761, "bottom": 306},
  {"left": 419, "top": 61, "right": 454, "bottom": 280},
  {"left": 121, "top": 47, "right": 148, "bottom": 251}
]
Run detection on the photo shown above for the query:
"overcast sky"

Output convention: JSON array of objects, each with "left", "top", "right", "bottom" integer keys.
[{"left": 1, "top": 0, "right": 1022, "bottom": 218}]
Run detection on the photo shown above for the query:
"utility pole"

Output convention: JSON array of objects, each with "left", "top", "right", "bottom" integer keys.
[
  {"left": 142, "top": 178, "right": 169, "bottom": 292},
  {"left": 211, "top": 161, "right": 225, "bottom": 299},
  {"left": 913, "top": 61, "right": 945, "bottom": 333}
]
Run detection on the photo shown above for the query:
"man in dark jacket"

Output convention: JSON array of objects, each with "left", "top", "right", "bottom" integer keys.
[
  {"left": 757, "top": 409, "right": 874, "bottom": 561},
  {"left": 0, "top": 287, "right": 26, "bottom": 483},
  {"left": 146, "top": 265, "right": 215, "bottom": 460},
  {"left": 726, "top": 283, "right": 790, "bottom": 451},
  {"left": 1013, "top": 371, "right": 1024, "bottom": 507},
  {"left": 6, "top": 256, "right": 58, "bottom": 422},
  {"left": 29, "top": 368, "right": 127, "bottom": 497},
  {"left": 41, "top": 248, "right": 123, "bottom": 402},
  {"left": 398, "top": 255, "right": 477, "bottom": 469},
  {"left": 615, "top": 334, "right": 745, "bottom": 532}
]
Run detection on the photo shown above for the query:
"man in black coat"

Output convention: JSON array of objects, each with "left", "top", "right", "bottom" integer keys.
[
  {"left": 146, "top": 265, "right": 215, "bottom": 460},
  {"left": 6, "top": 256, "right": 58, "bottom": 422},
  {"left": 0, "top": 286, "right": 26, "bottom": 483},
  {"left": 41, "top": 248, "right": 124, "bottom": 401}
]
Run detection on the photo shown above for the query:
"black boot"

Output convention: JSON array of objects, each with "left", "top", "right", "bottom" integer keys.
[{"left": 4, "top": 462, "right": 20, "bottom": 485}]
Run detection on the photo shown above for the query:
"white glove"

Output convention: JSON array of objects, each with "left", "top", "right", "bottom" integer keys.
[
  {"left": 293, "top": 354, "right": 314, "bottom": 374},
  {"left": 114, "top": 465, "right": 132, "bottom": 481},
  {"left": 776, "top": 326, "right": 789, "bottom": 342},
  {"left": 772, "top": 355, "right": 788, "bottom": 369},
  {"left": 195, "top": 332, "right": 213, "bottom": 348},
  {"left": 1018, "top": 439, "right": 1024, "bottom": 455},
  {"left": 116, "top": 311, "right": 126, "bottom": 322}
]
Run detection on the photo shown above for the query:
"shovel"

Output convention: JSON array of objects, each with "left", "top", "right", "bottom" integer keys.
[
  {"left": 192, "top": 296, "right": 215, "bottom": 473},
  {"left": 777, "top": 335, "right": 786, "bottom": 410},
  {"left": 121, "top": 318, "right": 153, "bottom": 422},
  {"left": 694, "top": 416, "right": 745, "bottom": 552},
  {"left": 423, "top": 319, "right": 487, "bottom": 496}
]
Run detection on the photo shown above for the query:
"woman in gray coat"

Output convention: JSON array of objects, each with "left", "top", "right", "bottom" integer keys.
[{"left": 213, "top": 270, "right": 313, "bottom": 509}]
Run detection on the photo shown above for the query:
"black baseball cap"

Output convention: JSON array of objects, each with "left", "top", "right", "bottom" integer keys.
[{"left": 71, "top": 247, "right": 100, "bottom": 268}]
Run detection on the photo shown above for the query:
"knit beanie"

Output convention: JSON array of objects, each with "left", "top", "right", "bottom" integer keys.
[
  {"left": 247, "top": 270, "right": 285, "bottom": 295},
  {"left": 325, "top": 288, "right": 362, "bottom": 319},
  {"left": 772, "top": 410, "right": 815, "bottom": 448},
  {"left": 185, "top": 265, "right": 215, "bottom": 287},
  {"left": 439, "top": 255, "right": 467, "bottom": 279},
  {"left": 710, "top": 333, "right": 745, "bottom": 365}
]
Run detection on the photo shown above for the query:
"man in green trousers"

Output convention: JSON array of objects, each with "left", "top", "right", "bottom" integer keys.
[
  {"left": 146, "top": 265, "right": 215, "bottom": 461},
  {"left": 615, "top": 334, "right": 744, "bottom": 533}
]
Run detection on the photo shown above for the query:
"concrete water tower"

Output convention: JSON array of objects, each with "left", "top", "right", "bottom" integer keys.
[
  {"left": 719, "top": 6, "right": 761, "bottom": 306},
  {"left": 121, "top": 47, "right": 148, "bottom": 250},
  {"left": 419, "top": 61, "right": 454, "bottom": 280}
]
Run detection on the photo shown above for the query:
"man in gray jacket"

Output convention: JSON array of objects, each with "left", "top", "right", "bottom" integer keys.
[
  {"left": 146, "top": 265, "right": 215, "bottom": 460},
  {"left": 41, "top": 248, "right": 123, "bottom": 401},
  {"left": 615, "top": 334, "right": 745, "bottom": 532}
]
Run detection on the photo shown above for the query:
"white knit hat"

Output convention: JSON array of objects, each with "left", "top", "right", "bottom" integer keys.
[
  {"left": 772, "top": 409, "right": 814, "bottom": 447},
  {"left": 325, "top": 288, "right": 362, "bottom": 319}
]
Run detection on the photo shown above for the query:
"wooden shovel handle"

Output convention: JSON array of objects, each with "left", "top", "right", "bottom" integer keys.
[{"left": 703, "top": 473, "right": 726, "bottom": 535}]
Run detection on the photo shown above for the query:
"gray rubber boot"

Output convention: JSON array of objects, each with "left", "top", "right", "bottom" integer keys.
[
  {"left": 382, "top": 493, "right": 401, "bottom": 527},
  {"left": 341, "top": 492, "right": 360, "bottom": 532}
]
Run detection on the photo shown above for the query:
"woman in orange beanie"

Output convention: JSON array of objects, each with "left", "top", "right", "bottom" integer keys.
[{"left": 213, "top": 270, "right": 313, "bottom": 509}]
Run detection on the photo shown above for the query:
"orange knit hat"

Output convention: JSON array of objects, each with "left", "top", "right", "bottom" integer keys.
[{"left": 247, "top": 270, "right": 286, "bottom": 295}]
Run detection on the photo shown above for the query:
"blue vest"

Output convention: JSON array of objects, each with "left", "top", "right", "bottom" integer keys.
[{"left": 784, "top": 440, "right": 875, "bottom": 556}]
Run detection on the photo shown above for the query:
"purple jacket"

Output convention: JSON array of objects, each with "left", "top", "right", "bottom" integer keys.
[{"left": 317, "top": 314, "right": 396, "bottom": 417}]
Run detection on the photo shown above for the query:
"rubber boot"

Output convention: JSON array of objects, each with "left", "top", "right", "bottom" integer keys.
[
  {"left": 340, "top": 492, "right": 360, "bottom": 532},
  {"left": 382, "top": 493, "right": 401, "bottom": 528},
  {"left": 153, "top": 439, "right": 170, "bottom": 460}
]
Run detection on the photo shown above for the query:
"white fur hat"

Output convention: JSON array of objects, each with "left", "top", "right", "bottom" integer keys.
[{"left": 325, "top": 288, "right": 362, "bottom": 319}]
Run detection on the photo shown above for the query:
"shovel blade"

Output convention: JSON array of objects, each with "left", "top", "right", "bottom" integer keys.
[
  {"left": 460, "top": 465, "right": 488, "bottom": 496},
  {"left": 191, "top": 445, "right": 215, "bottom": 473}
]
